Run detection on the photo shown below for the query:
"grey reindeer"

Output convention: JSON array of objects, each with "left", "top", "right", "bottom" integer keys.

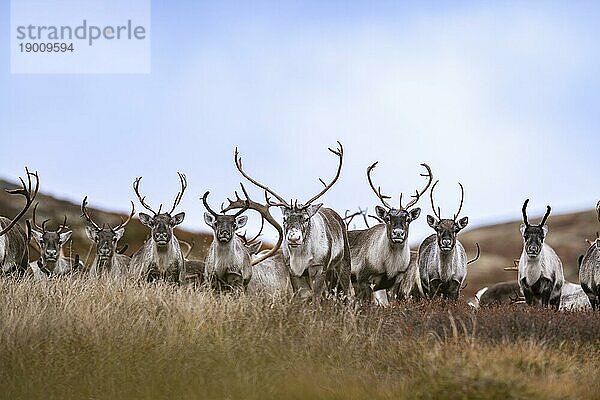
[
  {"left": 418, "top": 181, "right": 479, "bottom": 300},
  {"left": 81, "top": 196, "right": 135, "bottom": 278},
  {"left": 0, "top": 168, "right": 39, "bottom": 277},
  {"left": 222, "top": 185, "right": 289, "bottom": 295},
  {"left": 28, "top": 204, "right": 84, "bottom": 279},
  {"left": 129, "top": 173, "right": 187, "bottom": 283},
  {"left": 203, "top": 186, "right": 283, "bottom": 291},
  {"left": 578, "top": 201, "right": 600, "bottom": 309},
  {"left": 517, "top": 199, "right": 564, "bottom": 309},
  {"left": 234, "top": 142, "right": 351, "bottom": 300},
  {"left": 348, "top": 162, "right": 432, "bottom": 303}
]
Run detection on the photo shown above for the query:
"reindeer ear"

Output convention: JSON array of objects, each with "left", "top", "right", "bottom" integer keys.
[
  {"left": 171, "top": 212, "right": 185, "bottom": 226},
  {"left": 427, "top": 215, "right": 438, "bottom": 229},
  {"left": 542, "top": 225, "right": 548, "bottom": 236},
  {"left": 236, "top": 215, "right": 248, "bottom": 229},
  {"left": 306, "top": 204, "right": 322, "bottom": 218},
  {"left": 139, "top": 213, "right": 153, "bottom": 227},
  {"left": 59, "top": 230, "right": 72, "bottom": 244},
  {"left": 204, "top": 212, "right": 215, "bottom": 227},
  {"left": 520, "top": 223, "right": 526, "bottom": 235},
  {"left": 30, "top": 228, "right": 43, "bottom": 243},
  {"left": 409, "top": 207, "right": 421, "bottom": 221},
  {"left": 114, "top": 227, "right": 125, "bottom": 241},
  {"left": 85, "top": 225, "right": 98, "bottom": 242},
  {"left": 457, "top": 216, "right": 469, "bottom": 231},
  {"left": 375, "top": 206, "right": 387, "bottom": 220}
]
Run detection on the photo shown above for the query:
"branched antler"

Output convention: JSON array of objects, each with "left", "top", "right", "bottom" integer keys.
[
  {"left": 81, "top": 196, "right": 101, "bottom": 231},
  {"left": 133, "top": 176, "right": 158, "bottom": 215},
  {"left": 366, "top": 162, "right": 392, "bottom": 209},
  {"left": 304, "top": 141, "right": 343, "bottom": 206},
  {"left": 0, "top": 167, "right": 40, "bottom": 236},
  {"left": 169, "top": 172, "right": 187, "bottom": 214},
  {"left": 401, "top": 163, "right": 433, "bottom": 210},
  {"left": 223, "top": 183, "right": 283, "bottom": 265},
  {"left": 234, "top": 148, "right": 290, "bottom": 208}
]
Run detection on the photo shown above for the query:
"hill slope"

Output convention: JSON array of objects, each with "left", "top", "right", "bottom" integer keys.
[
  {"left": 0, "top": 179, "right": 214, "bottom": 264},
  {"left": 1, "top": 178, "right": 598, "bottom": 295}
]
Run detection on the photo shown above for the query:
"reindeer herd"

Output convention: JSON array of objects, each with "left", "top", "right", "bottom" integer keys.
[{"left": 1, "top": 143, "right": 599, "bottom": 312}]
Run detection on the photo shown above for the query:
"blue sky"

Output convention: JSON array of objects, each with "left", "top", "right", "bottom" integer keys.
[{"left": 0, "top": 1, "right": 598, "bottom": 243}]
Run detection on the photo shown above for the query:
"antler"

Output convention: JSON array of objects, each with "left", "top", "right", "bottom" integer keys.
[
  {"left": 0, "top": 167, "right": 39, "bottom": 237},
  {"left": 401, "top": 163, "right": 433, "bottom": 210},
  {"left": 179, "top": 239, "right": 195, "bottom": 259},
  {"left": 112, "top": 201, "right": 135, "bottom": 231},
  {"left": 55, "top": 214, "right": 69, "bottom": 234},
  {"left": 429, "top": 180, "right": 442, "bottom": 219},
  {"left": 81, "top": 196, "right": 101, "bottom": 231},
  {"left": 30, "top": 203, "right": 50, "bottom": 232},
  {"left": 504, "top": 258, "right": 520, "bottom": 271},
  {"left": 234, "top": 147, "right": 290, "bottom": 208},
  {"left": 202, "top": 191, "right": 220, "bottom": 217},
  {"left": 467, "top": 243, "right": 480, "bottom": 265},
  {"left": 453, "top": 183, "right": 465, "bottom": 221},
  {"left": 304, "top": 141, "right": 344, "bottom": 206},
  {"left": 523, "top": 199, "right": 551, "bottom": 226},
  {"left": 133, "top": 177, "right": 159, "bottom": 215},
  {"left": 223, "top": 183, "right": 283, "bottom": 266},
  {"left": 366, "top": 162, "right": 392, "bottom": 209},
  {"left": 169, "top": 172, "right": 187, "bottom": 214},
  {"left": 522, "top": 199, "right": 530, "bottom": 227},
  {"left": 596, "top": 200, "right": 600, "bottom": 222}
]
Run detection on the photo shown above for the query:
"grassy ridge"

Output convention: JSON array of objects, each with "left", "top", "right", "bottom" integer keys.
[{"left": 1, "top": 277, "right": 599, "bottom": 400}]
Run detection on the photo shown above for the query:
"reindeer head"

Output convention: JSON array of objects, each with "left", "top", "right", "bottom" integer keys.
[
  {"left": 234, "top": 141, "right": 343, "bottom": 251},
  {"left": 520, "top": 199, "right": 551, "bottom": 258},
  {"left": 202, "top": 191, "right": 249, "bottom": 243},
  {"left": 29, "top": 203, "right": 71, "bottom": 264},
  {"left": 81, "top": 196, "right": 134, "bottom": 260},
  {"left": 133, "top": 173, "right": 187, "bottom": 247},
  {"left": 367, "top": 162, "right": 432, "bottom": 244},
  {"left": 427, "top": 181, "right": 469, "bottom": 252}
]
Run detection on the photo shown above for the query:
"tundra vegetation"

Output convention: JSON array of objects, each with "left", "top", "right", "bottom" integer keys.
[{"left": 2, "top": 277, "right": 600, "bottom": 400}]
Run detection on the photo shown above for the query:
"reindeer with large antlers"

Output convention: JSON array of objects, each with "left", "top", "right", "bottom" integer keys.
[
  {"left": 578, "top": 201, "right": 600, "bottom": 309},
  {"left": 129, "top": 173, "right": 187, "bottom": 283},
  {"left": 418, "top": 181, "right": 479, "bottom": 300},
  {"left": 0, "top": 168, "right": 39, "bottom": 276},
  {"left": 234, "top": 142, "right": 351, "bottom": 300},
  {"left": 81, "top": 196, "right": 135, "bottom": 278},
  {"left": 348, "top": 162, "right": 432, "bottom": 304},
  {"left": 517, "top": 199, "right": 563, "bottom": 309},
  {"left": 203, "top": 185, "right": 284, "bottom": 292},
  {"left": 28, "top": 204, "right": 84, "bottom": 279}
]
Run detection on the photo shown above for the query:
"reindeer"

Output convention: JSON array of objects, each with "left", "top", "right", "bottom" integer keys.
[
  {"left": 209, "top": 184, "right": 286, "bottom": 293},
  {"left": 81, "top": 196, "right": 135, "bottom": 278},
  {"left": 0, "top": 168, "right": 39, "bottom": 277},
  {"left": 517, "top": 199, "right": 564, "bottom": 309},
  {"left": 234, "top": 142, "right": 351, "bottom": 300},
  {"left": 28, "top": 204, "right": 83, "bottom": 279},
  {"left": 579, "top": 200, "right": 600, "bottom": 310},
  {"left": 129, "top": 173, "right": 187, "bottom": 283},
  {"left": 418, "top": 181, "right": 478, "bottom": 300},
  {"left": 348, "top": 162, "right": 432, "bottom": 303}
]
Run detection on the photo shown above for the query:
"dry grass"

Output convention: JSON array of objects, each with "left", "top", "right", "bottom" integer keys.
[{"left": 1, "top": 277, "right": 600, "bottom": 400}]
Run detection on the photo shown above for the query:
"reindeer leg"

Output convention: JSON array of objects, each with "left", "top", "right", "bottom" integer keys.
[{"left": 520, "top": 278, "right": 534, "bottom": 307}]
